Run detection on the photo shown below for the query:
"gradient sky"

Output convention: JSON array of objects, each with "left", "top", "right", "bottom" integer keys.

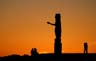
[{"left": 0, "top": 0, "right": 96, "bottom": 56}]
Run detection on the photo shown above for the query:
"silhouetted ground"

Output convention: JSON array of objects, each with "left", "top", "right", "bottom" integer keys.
[{"left": 0, "top": 53, "right": 96, "bottom": 61}]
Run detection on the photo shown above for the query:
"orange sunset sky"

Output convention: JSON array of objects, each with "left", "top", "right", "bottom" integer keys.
[{"left": 0, "top": 0, "right": 96, "bottom": 56}]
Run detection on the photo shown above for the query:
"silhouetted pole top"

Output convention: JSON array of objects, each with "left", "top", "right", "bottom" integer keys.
[
  {"left": 84, "top": 42, "right": 88, "bottom": 49},
  {"left": 47, "top": 13, "right": 61, "bottom": 38}
]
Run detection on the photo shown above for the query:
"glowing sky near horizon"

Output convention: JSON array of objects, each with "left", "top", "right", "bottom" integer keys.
[{"left": 0, "top": 0, "right": 96, "bottom": 56}]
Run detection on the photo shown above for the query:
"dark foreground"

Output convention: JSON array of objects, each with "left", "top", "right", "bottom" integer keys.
[{"left": 0, "top": 53, "right": 96, "bottom": 61}]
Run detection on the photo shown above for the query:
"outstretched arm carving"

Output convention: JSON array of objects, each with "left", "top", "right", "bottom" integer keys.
[{"left": 47, "top": 21, "right": 55, "bottom": 26}]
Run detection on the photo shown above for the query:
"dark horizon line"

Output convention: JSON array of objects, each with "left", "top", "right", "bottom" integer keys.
[{"left": 0, "top": 53, "right": 96, "bottom": 57}]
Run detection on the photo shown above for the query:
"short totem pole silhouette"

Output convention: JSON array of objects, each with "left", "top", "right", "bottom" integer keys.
[{"left": 84, "top": 42, "right": 88, "bottom": 54}]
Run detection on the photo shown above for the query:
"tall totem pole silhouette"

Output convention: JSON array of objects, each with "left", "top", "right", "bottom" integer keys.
[{"left": 47, "top": 13, "right": 62, "bottom": 61}]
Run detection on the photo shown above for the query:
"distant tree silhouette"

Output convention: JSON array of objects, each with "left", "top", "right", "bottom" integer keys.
[
  {"left": 31, "top": 48, "right": 38, "bottom": 56},
  {"left": 31, "top": 48, "right": 39, "bottom": 61}
]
